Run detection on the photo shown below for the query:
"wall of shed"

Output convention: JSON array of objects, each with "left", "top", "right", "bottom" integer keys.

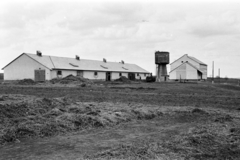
[
  {"left": 171, "top": 55, "right": 200, "bottom": 71},
  {"left": 4, "top": 54, "right": 51, "bottom": 80},
  {"left": 186, "top": 64, "right": 198, "bottom": 79},
  {"left": 169, "top": 70, "right": 177, "bottom": 79},
  {"left": 49, "top": 70, "right": 149, "bottom": 81},
  {"left": 84, "top": 71, "right": 106, "bottom": 80},
  {"left": 136, "top": 73, "right": 147, "bottom": 80},
  {"left": 51, "top": 70, "right": 77, "bottom": 79},
  {"left": 111, "top": 72, "right": 120, "bottom": 80},
  {"left": 199, "top": 64, "right": 207, "bottom": 79}
]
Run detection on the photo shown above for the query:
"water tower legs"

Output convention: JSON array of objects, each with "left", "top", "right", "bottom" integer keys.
[{"left": 156, "top": 64, "right": 168, "bottom": 82}]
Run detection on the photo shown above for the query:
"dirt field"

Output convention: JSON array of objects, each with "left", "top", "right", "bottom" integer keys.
[{"left": 1, "top": 82, "right": 240, "bottom": 159}]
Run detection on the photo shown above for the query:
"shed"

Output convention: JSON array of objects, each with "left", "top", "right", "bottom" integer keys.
[
  {"left": 169, "top": 54, "right": 207, "bottom": 80},
  {"left": 2, "top": 52, "right": 150, "bottom": 81}
]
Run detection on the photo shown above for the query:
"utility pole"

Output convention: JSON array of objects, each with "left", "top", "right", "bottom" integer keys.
[
  {"left": 212, "top": 61, "right": 214, "bottom": 84},
  {"left": 219, "top": 68, "right": 220, "bottom": 83}
]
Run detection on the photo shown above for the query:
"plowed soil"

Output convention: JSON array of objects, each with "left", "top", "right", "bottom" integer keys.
[{"left": 0, "top": 82, "right": 240, "bottom": 160}]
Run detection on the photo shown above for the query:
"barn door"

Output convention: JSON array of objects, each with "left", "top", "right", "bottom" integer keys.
[
  {"left": 128, "top": 73, "right": 136, "bottom": 80},
  {"left": 106, "top": 72, "right": 111, "bottom": 81},
  {"left": 77, "top": 71, "right": 83, "bottom": 77},
  {"left": 35, "top": 70, "right": 46, "bottom": 82}
]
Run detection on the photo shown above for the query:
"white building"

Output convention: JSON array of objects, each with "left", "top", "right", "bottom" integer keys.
[
  {"left": 2, "top": 52, "right": 150, "bottom": 81},
  {"left": 169, "top": 54, "right": 207, "bottom": 80}
]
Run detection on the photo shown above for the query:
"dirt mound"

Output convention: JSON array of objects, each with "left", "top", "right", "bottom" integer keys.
[
  {"left": 114, "top": 76, "right": 131, "bottom": 83},
  {"left": 0, "top": 95, "right": 167, "bottom": 145},
  {"left": 17, "top": 79, "right": 36, "bottom": 85},
  {"left": 50, "top": 75, "right": 93, "bottom": 85},
  {"left": 191, "top": 108, "right": 208, "bottom": 114}
]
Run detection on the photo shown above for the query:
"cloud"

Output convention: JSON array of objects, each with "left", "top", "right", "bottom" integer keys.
[{"left": 186, "top": 10, "right": 240, "bottom": 37}]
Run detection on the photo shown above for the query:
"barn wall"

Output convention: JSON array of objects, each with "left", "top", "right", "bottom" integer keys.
[
  {"left": 186, "top": 64, "right": 198, "bottom": 79},
  {"left": 4, "top": 54, "right": 51, "bottom": 80},
  {"left": 84, "top": 71, "right": 106, "bottom": 80},
  {"left": 121, "top": 73, "right": 128, "bottom": 78},
  {"left": 111, "top": 72, "right": 120, "bottom": 80},
  {"left": 51, "top": 70, "right": 77, "bottom": 79},
  {"left": 176, "top": 63, "right": 186, "bottom": 79},
  {"left": 169, "top": 70, "right": 177, "bottom": 79},
  {"left": 112, "top": 72, "right": 128, "bottom": 80},
  {"left": 200, "top": 64, "right": 207, "bottom": 79},
  {"left": 135, "top": 73, "right": 147, "bottom": 80}
]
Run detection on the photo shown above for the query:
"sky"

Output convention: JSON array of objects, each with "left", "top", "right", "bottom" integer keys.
[{"left": 0, "top": 0, "right": 240, "bottom": 78}]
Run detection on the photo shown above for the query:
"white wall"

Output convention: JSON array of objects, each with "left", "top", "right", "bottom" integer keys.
[
  {"left": 4, "top": 54, "right": 51, "bottom": 80},
  {"left": 170, "top": 63, "right": 187, "bottom": 80},
  {"left": 51, "top": 70, "right": 77, "bottom": 79},
  {"left": 84, "top": 71, "right": 106, "bottom": 80},
  {"left": 50, "top": 70, "right": 150, "bottom": 81},
  {"left": 111, "top": 72, "right": 120, "bottom": 80},
  {"left": 186, "top": 64, "right": 198, "bottom": 79},
  {"left": 136, "top": 73, "right": 147, "bottom": 80},
  {"left": 169, "top": 70, "right": 177, "bottom": 79}
]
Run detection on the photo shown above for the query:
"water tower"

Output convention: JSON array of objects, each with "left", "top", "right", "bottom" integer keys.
[{"left": 155, "top": 51, "right": 169, "bottom": 82}]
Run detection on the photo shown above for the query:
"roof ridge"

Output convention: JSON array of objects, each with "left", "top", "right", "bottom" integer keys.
[
  {"left": 25, "top": 53, "right": 134, "bottom": 65},
  {"left": 187, "top": 55, "right": 207, "bottom": 65}
]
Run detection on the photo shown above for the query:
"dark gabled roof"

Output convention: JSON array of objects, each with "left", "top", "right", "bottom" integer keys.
[{"left": 169, "top": 61, "right": 203, "bottom": 73}]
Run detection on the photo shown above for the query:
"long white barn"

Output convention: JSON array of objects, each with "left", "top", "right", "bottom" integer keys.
[
  {"left": 169, "top": 54, "right": 207, "bottom": 80},
  {"left": 2, "top": 52, "right": 150, "bottom": 81}
]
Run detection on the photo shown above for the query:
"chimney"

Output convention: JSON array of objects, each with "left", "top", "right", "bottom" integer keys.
[
  {"left": 36, "top": 50, "right": 42, "bottom": 57},
  {"left": 76, "top": 55, "right": 80, "bottom": 60},
  {"left": 103, "top": 58, "right": 107, "bottom": 63}
]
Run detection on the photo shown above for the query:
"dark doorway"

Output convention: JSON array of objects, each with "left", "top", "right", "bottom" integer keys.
[
  {"left": 106, "top": 72, "right": 111, "bottom": 81},
  {"left": 77, "top": 70, "right": 83, "bottom": 77},
  {"left": 35, "top": 70, "right": 46, "bottom": 82},
  {"left": 128, "top": 73, "right": 135, "bottom": 80},
  {"left": 197, "top": 71, "right": 202, "bottom": 80}
]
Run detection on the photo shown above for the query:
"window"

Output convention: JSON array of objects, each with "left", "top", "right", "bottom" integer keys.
[
  {"left": 144, "top": 73, "right": 146, "bottom": 77},
  {"left": 137, "top": 73, "right": 139, "bottom": 76},
  {"left": 119, "top": 73, "right": 122, "bottom": 76},
  {"left": 94, "top": 72, "right": 98, "bottom": 76},
  {"left": 57, "top": 70, "right": 62, "bottom": 76}
]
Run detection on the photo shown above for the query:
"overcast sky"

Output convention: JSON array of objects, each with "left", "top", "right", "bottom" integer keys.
[{"left": 0, "top": 0, "right": 240, "bottom": 78}]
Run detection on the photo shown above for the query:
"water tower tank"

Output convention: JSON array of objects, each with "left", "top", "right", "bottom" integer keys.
[
  {"left": 155, "top": 51, "right": 170, "bottom": 82},
  {"left": 155, "top": 51, "right": 169, "bottom": 64}
]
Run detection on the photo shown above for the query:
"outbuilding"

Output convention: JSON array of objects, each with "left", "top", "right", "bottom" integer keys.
[
  {"left": 169, "top": 54, "right": 207, "bottom": 80},
  {"left": 2, "top": 52, "right": 150, "bottom": 81}
]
